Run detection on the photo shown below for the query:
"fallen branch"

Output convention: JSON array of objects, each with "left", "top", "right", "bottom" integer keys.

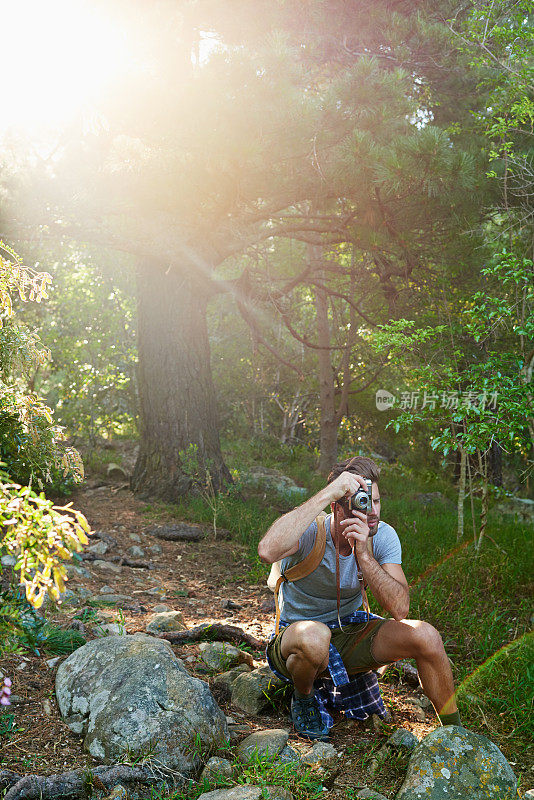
[
  {"left": 3, "top": 764, "right": 186, "bottom": 800},
  {"left": 156, "top": 623, "right": 265, "bottom": 650},
  {"left": 147, "top": 524, "right": 205, "bottom": 542}
]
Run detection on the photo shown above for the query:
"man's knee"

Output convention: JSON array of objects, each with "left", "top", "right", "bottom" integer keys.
[
  {"left": 281, "top": 620, "right": 331, "bottom": 666},
  {"left": 409, "top": 620, "right": 445, "bottom": 659}
]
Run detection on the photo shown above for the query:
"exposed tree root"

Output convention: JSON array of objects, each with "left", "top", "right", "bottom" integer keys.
[
  {"left": 157, "top": 622, "right": 265, "bottom": 650},
  {"left": 1, "top": 764, "right": 186, "bottom": 800}
]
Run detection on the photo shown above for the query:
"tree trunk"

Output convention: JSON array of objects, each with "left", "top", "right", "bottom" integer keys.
[
  {"left": 131, "top": 262, "right": 231, "bottom": 500},
  {"left": 457, "top": 446, "right": 466, "bottom": 540},
  {"left": 315, "top": 271, "right": 338, "bottom": 476}
]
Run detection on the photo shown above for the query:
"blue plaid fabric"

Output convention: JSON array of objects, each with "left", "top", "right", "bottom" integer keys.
[{"left": 266, "top": 610, "right": 387, "bottom": 729}]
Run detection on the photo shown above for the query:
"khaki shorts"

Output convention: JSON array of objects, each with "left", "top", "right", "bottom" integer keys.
[{"left": 267, "top": 618, "right": 389, "bottom": 679}]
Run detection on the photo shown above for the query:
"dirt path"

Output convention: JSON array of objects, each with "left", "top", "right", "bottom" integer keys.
[{"left": 0, "top": 483, "right": 434, "bottom": 795}]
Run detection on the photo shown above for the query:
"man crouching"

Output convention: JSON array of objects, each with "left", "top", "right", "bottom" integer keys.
[{"left": 258, "top": 456, "right": 460, "bottom": 741}]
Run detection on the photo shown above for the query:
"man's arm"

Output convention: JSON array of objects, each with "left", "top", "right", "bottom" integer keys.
[
  {"left": 359, "top": 557, "right": 409, "bottom": 621},
  {"left": 340, "top": 512, "right": 409, "bottom": 621},
  {"left": 258, "top": 471, "right": 369, "bottom": 564}
]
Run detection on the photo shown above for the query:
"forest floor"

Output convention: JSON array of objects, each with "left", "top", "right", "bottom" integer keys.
[{"left": 0, "top": 478, "right": 443, "bottom": 798}]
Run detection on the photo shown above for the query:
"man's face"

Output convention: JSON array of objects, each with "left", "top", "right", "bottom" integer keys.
[
  {"left": 336, "top": 480, "right": 381, "bottom": 535},
  {"left": 367, "top": 481, "right": 381, "bottom": 535}
]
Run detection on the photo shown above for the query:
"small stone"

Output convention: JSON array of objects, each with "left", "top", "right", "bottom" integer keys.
[
  {"left": 128, "top": 546, "right": 145, "bottom": 558},
  {"left": 148, "top": 544, "right": 162, "bottom": 554},
  {"left": 200, "top": 756, "right": 233, "bottom": 784},
  {"left": 129, "top": 533, "right": 142, "bottom": 542},
  {"left": 46, "top": 657, "right": 61, "bottom": 669},
  {"left": 277, "top": 745, "right": 301, "bottom": 764},
  {"left": 8, "top": 695, "right": 23, "bottom": 704},
  {"left": 200, "top": 641, "right": 250, "bottom": 671},
  {"left": 263, "top": 788, "right": 294, "bottom": 800},
  {"left": 42, "top": 699, "right": 52, "bottom": 716},
  {"left": 197, "top": 788, "right": 262, "bottom": 800},
  {"left": 16, "top": 661, "right": 27, "bottom": 671},
  {"left": 105, "top": 785, "right": 128, "bottom": 800},
  {"left": 406, "top": 695, "right": 423, "bottom": 707},
  {"left": 98, "top": 594, "right": 130, "bottom": 604},
  {"left": 93, "top": 560, "right": 122, "bottom": 574},
  {"left": 100, "top": 585, "right": 115, "bottom": 593},
  {"left": 356, "top": 789, "right": 389, "bottom": 800},
  {"left": 412, "top": 706, "right": 426, "bottom": 721},
  {"left": 87, "top": 541, "right": 109, "bottom": 556},
  {"left": 387, "top": 728, "right": 419, "bottom": 752},
  {"left": 146, "top": 611, "right": 186, "bottom": 634},
  {"left": 212, "top": 664, "right": 252, "bottom": 692},
  {"left": 152, "top": 604, "right": 171, "bottom": 613},
  {"left": 75, "top": 586, "right": 93, "bottom": 599},
  {"left": 523, "top": 790, "right": 534, "bottom": 799},
  {"left": 221, "top": 599, "right": 242, "bottom": 611},
  {"left": 65, "top": 564, "right": 92, "bottom": 578},
  {"left": 236, "top": 729, "right": 289, "bottom": 763},
  {"left": 231, "top": 665, "right": 285, "bottom": 715},
  {"left": 146, "top": 587, "right": 166, "bottom": 597},
  {"left": 1, "top": 555, "right": 16, "bottom": 567},
  {"left": 302, "top": 741, "right": 338, "bottom": 765}
]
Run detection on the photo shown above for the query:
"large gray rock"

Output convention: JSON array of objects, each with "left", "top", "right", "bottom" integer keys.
[
  {"left": 240, "top": 467, "right": 307, "bottom": 502},
  {"left": 236, "top": 729, "right": 289, "bottom": 763},
  {"left": 231, "top": 665, "right": 285, "bottom": 714},
  {"left": 396, "top": 726, "right": 517, "bottom": 799},
  {"left": 55, "top": 633, "right": 228, "bottom": 774}
]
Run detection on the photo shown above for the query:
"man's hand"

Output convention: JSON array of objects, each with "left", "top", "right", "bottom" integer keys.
[
  {"left": 339, "top": 510, "right": 370, "bottom": 557},
  {"left": 325, "top": 471, "right": 368, "bottom": 505}
]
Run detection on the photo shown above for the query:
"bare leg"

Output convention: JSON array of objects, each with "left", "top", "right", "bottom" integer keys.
[
  {"left": 371, "top": 619, "right": 458, "bottom": 716},
  {"left": 280, "top": 620, "right": 331, "bottom": 695}
]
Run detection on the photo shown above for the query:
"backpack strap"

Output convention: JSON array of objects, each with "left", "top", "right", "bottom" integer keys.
[{"left": 274, "top": 513, "right": 327, "bottom": 635}]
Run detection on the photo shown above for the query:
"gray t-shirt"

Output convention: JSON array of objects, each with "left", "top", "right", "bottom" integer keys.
[{"left": 278, "top": 514, "right": 402, "bottom": 624}]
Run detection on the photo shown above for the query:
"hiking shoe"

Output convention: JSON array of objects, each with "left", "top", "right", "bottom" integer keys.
[{"left": 290, "top": 693, "right": 329, "bottom": 741}]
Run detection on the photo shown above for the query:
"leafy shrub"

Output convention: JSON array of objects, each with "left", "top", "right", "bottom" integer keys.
[{"left": 0, "top": 469, "right": 90, "bottom": 608}]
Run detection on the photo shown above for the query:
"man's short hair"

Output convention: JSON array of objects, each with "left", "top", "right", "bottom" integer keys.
[{"left": 327, "top": 456, "right": 381, "bottom": 486}]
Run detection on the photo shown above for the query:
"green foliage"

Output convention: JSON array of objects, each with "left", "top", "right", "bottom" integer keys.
[
  {"left": 457, "top": 633, "right": 533, "bottom": 747},
  {"left": 0, "top": 244, "right": 84, "bottom": 490},
  {"left": 0, "top": 585, "right": 86, "bottom": 655},
  {"left": 371, "top": 249, "right": 533, "bottom": 545},
  {"left": 0, "top": 469, "right": 90, "bottom": 608},
  {"left": 24, "top": 247, "right": 138, "bottom": 442}
]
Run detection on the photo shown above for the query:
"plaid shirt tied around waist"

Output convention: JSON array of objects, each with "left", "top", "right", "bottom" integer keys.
[{"left": 266, "top": 610, "right": 387, "bottom": 730}]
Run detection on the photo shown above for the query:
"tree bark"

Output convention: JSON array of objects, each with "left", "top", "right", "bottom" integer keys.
[
  {"left": 457, "top": 446, "right": 466, "bottom": 541},
  {"left": 131, "top": 262, "right": 231, "bottom": 500},
  {"left": 315, "top": 268, "right": 338, "bottom": 476}
]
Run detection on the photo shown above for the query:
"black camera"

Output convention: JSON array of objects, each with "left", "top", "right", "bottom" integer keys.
[{"left": 349, "top": 479, "right": 373, "bottom": 513}]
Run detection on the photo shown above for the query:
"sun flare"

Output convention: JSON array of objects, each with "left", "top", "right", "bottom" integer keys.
[{"left": 2, "top": 0, "right": 129, "bottom": 134}]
